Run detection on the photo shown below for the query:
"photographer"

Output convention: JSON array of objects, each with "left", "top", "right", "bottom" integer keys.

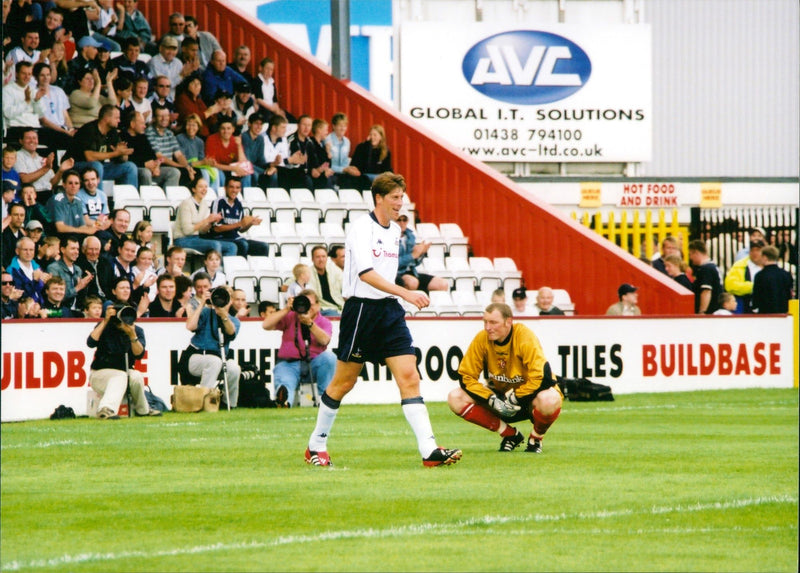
[
  {"left": 184, "top": 283, "right": 240, "bottom": 409},
  {"left": 261, "top": 289, "right": 335, "bottom": 407},
  {"left": 87, "top": 302, "right": 160, "bottom": 419}
]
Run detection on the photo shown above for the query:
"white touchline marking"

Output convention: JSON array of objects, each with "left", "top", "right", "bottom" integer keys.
[
  {"left": 2, "top": 495, "right": 795, "bottom": 571},
  {"left": 0, "top": 440, "right": 92, "bottom": 450}
]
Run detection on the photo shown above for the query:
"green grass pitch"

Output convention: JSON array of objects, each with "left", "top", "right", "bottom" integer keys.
[{"left": 1, "top": 388, "right": 797, "bottom": 572}]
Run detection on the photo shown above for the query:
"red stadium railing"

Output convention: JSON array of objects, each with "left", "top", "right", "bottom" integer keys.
[{"left": 140, "top": 0, "right": 694, "bottom": 315}]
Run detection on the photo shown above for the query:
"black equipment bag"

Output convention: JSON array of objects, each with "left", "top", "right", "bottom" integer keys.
[
  {"left": 557, "top": 376, "right": 614, "bottom": 402},
  {"left": 237, "top": 361, "right": 276, "bottom": 408}
]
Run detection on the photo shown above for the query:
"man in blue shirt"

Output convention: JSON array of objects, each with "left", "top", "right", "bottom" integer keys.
[
  {"left": 209, "top": 177, "right": 269, "bottom": 257},
  {"left": 201, "top": 49, "right": 246, "bottom": 105}
]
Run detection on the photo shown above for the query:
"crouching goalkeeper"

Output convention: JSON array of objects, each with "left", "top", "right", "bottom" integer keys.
[{"left": 448, "top": 302, "right": 562, "bottom": 453}]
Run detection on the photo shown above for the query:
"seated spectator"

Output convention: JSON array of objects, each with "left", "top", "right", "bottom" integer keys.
[
  {"left": 148, "top": 36, "right": 185, "bottom": 100},
  {"left": 66, "top": 35, "right": 105, "bottom": 94},
  {"left": 178, "top": 35, "right": 202, "bottom": 75},
  {"left": 40, "top": 275, "right": 74, "bottom": 318},
  {"left": 252, "top": 56, "right": 294, "bottom": 122},
  {"left": 206, "top": 88, "right": 237, "bottom": 135},
  {"left": 662, "top": 254, "right": 693, "bottom": 290},
  {"left": 3, "top": 203, "right": 27, "bottom": 269},
  {"left": 395, "top": 212, "right": 448, "bottom": 293},
  {"left": 90, "top": 0, "right": 121, "bottom": 52},
  {"left": 724, "top": 239, "right": 764, "bottom": 313},
  {"left": 113, "top": 0, "right": 153, "bottom": 54},
  {"left": 184, "top": 15, "right": 221, "bottom": 70},
  {"left": 103, "top": 274, "right": 149, "bottom": 318},
  {"left": 534, "top": 286, "right": 565, "bottom": 316},
  {"left": 510, "top": 287, "right": 532, "bottom": 317},
  {"left": 87, "top": 288, "right": 159, "bottom": 420},
  {"left": 14, "top": 295, "right": 44, "bottom": 319},
  {"left": 32, "top": 62, "right": 76, "bottom": 152},
  {"left": 93, "top": 44, "right": 115, "bottom": 95},
  {"left": 228, "top": 45, "right": 255, "bottom": 85},
  {"left": 34, "top": 235, "right": 60, "bottom": 269},
  {"left": 5, "top": 26, "right": 43, "bottom": 69},
  {"left": 240, "top": 112, "right": 268, "bottom": 183},
  {"left": 147, "top": 273, "right": 185, "bottom": 318},
  {"left": 158, "top": 245, "right": 187, "bottom": 278},
  {"left": 25, "top": 221, "right": 46, "bottom": 252},
  {"left": 308, "top": 118, "right": 334, "bottom": 189},
  {"left": 328, "top": 244, "right": 345, "bottom": 270},
  {"left": 83, "top": 294, "right": 104, "bottom": 319},
  {"left": 209, "top": 177, "right": 268, "bottom": 257},
  {"left": 261, "top": 289, "right": 335, "bottom": 408},
  {"left": 111, "top": 36, "right": 150, "bottom": 83},
  {"left": 68, "top": 104, "right": 137, "bottom": 191},
  {"left": 175, "top": 73, "right": 215, "bottom": 137},
  {"left": 688, "top": 239, "right": 723, "bottom": 315},
  {"left": 490, "top": 288, "right": 506, "bottom": 304},
  {"left": 77, "top": 166, "right": 112, "bottom": 232},
  {"left": 286, "top": 114, "right": 313, "bottom": 189},
  {"left": 190, "top": 249, "right": 226, "bottom": 289},
  {"left": 2, "top": 62, "right": 43, "bottom": 142},
  {"left": 286, "top": 263, "right": 311, "bottom": 298},
  {"left": 308, "top": 245, "right": 343, "bottom": 317},
  {"left": 173, "top": 273, "right": 193, "bottom": 312},
  {"left": 98, "top": 237, "right": 137, "bottom": 297},
  {"left": 205, "top": 118, "right": 251, "bottom": 186},
  {"left": 751, "top": 245, "right": 793, "bottom": 314},
  {"left": 340, "top": 125, "right": 393, "bottom": 190},
  {"left": 324, "top": 112, "right": 350, "bottom": 187},
  {"left": 2, "top": 147, "right": 22, "bottom": 193},
  {"left": 112, "top": 75, "right": 135, "bottom": 119},
  {"left": 131, "top": 245, "right": 157, "bottom": 288},
  {"left": 231, "top": 288, "right": 250, "bottom": 319},
  {"left": 713, "top": 292, "right": 738, "bottom": 315},
  {"left": 14, "top": 128, "right": 74, "bottom": 194},
  {"left": 258, "top": 300, "right": 278, "bottom": 317},
  {"left": 606, "top": 283, "right": 642, "bottom": 316},
  {"left": 145, "top": 107, "right": 193, "bottom": 184},
  {"left": 2, "top": 179, "right": 20, "bottom": 229},
  {"left": 68, "top": 67, "right": 118, "bottom": 129},
  {"left": 260, "top": 114, "right": 302, "bottom": 189},
  {"left": 231, "top": 81, "right": 257, "bottom": 130},
  {"left": 149, "top": 75, "right": 179, "bottom": 126},
  {"left": 36, "top": 7, "right": 71, "bottom": 52},
  {"left": 172, "top": 176, "right": 236, "bottom": 257},
  {"left": 101, "top": 208, "right": 132, "bottom": 258},
  {"left": 130, "top": 76, "right": 152, "bottom": 124},
  {"left": 1, "top": 271, "right": 24, "bottom": 320},
  {"left": 46, "top": 169, "right": 98, "bottom": 237},
  {"left": 46, "top": 235, "right": 94, "bottom": 310},
  {"left": 176, "top": 114, "right": 220, "bottom": 193},
  {"left": 7, "top": 236, "right": 49, "bottom": 304},
  {"left": 160, "top": 12, "right": 185, "bottom": 47},
  {"left": 77, "top": 235, "right": 106, "bottom": 300},
  {"left": 119, "top": 110, "right": 170, "bottom": 188},
  {"left": 58, "top": 0, "right": 98, "bottom": 45},
  {"left": 131, "top": 220, "right": 154, "bottom": 251},
  {"left": 48, "top": 40, "right": 71, "bottom": 92},
  {"left": 201, "top": 49, "right": 245, "bottom": 105}
]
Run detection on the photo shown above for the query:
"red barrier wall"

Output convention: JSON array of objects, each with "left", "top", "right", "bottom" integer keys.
[{"left": 139, "top": 0, "right": 694, "bottom": 315}]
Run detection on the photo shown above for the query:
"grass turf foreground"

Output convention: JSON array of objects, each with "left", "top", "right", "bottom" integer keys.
[{"left": 1, "top": 388, "right": 797, "bottom": 572}]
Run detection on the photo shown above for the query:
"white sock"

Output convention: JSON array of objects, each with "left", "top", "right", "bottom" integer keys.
[
  {"left": 308, "top": 399, "right": 339, "bottom": 452},
  {"left": 401, "top": 397, "right": 438, "bottom": 458}
]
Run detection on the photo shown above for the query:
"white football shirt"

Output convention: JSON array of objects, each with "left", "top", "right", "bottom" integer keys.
[{"left": 343, "top": 212, "right": 400, "bottom": 299}]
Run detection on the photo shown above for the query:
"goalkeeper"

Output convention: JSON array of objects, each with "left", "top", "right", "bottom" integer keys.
[{"left": 449, "top": 302, "right": 562, "bottom": 453}]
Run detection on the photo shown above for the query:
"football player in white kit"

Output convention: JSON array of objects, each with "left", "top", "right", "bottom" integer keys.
[{"left": 304, "top": 172, "right": 462, "bottom": 467}]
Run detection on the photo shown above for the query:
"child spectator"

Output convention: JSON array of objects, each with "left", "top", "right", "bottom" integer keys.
[
  {"left": 308, "top": 119, "right": 334, "bottom": 189},
  {"left": 713, "top": 292, "right": 738, "bottom": 315},
  {"left": 324, "top": 112, "right": 350, "bottom": 187},
  {"left": 83, "top": 294, "right": 104, "bottom": 319},
  {"left": 190, "top": 249, "right": 227, "bottom": 289},
  {"left": 131, "top": 246, "right": 158, "bottom": 302},
  {"left": 287, "top": 263, "right": 311, "bottom": 298},
  {"left": 3, "top": 146, "right": 22, "bottom": 197}
]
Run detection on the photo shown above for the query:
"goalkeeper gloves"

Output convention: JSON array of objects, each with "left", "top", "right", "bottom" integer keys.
[{"left": 488, "top": 394, "right": 521, "bottom": 417}]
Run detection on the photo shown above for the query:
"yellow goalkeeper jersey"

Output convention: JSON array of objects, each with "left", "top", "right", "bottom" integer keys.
[{"left": 458, "top": 323, "right": 547, "bottom": 400}]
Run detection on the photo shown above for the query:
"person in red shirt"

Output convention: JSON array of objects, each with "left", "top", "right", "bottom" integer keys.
[{"left": 204, "top": 118, "right": 250, "bottom": 186}]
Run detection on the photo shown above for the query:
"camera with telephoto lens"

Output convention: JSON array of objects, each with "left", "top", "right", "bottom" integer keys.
[
  {"left": 208, "top": 287, "right": 231, "bottom": 308},
  {"left": 111, "top": 304, "right": 136, "bottom": 325},
  {"left": 292, "top": 294, "right": 311, "bottom": 314}
]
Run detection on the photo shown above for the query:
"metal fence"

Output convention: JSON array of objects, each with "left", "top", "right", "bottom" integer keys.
[{"left": 690, "top": 206, "right": 799, "bottom": 295}]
